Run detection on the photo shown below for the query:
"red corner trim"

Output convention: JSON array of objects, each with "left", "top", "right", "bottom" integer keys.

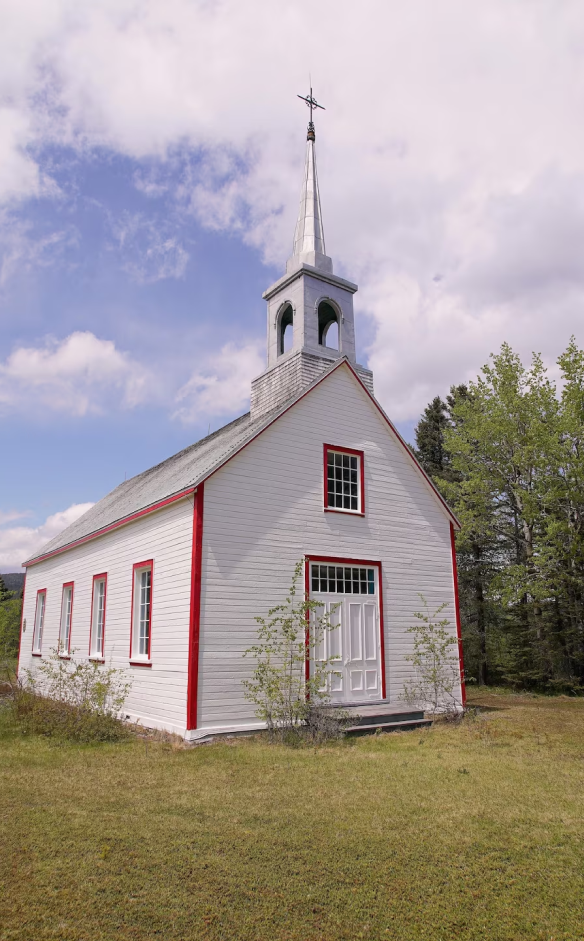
[
  {"left": 60, "top": 581, "right": 74, "bottom": 655},
  {"left": 23, "top": 488, "right": 195, "bottom": 567},
  {"left": 16, "top": 571, "right": 27, "bottom": 676},
  {"left": 323, "top": 444, "right": 366, "bottom": 515},
  {"left": 129, "top": 560, "right": 153, "bottom": 663},
  {"left": 450, "top": 522, "right": 466, "bottom": 706},
  {"left": 186, "top": 484, "right": 205, "bottom": 731},
  {"left": 305, "top": 555, "right": 387, "bottom": 701},
  {"left": 89, "top": 573, "right": 108, "bottom": 658}
]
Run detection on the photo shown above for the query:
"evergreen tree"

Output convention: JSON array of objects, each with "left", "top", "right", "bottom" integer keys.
[
  {"left": 0, "top": 574, "right": 9, "bottom": 603},
  {"left": 441, "top": 341, "right": 584, "bottom": 691}
]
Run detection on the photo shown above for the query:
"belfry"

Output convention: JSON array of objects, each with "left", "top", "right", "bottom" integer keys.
[{"left": 250, "top": 92, "right": 373, "bottom": 419}]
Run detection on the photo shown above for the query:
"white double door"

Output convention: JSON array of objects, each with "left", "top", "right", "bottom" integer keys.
[{"left": 312, "top": 593, "right": 382, "bottom": 703}]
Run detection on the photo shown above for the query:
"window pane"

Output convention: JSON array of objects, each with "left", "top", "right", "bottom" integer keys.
[
  {"left": 311, "top": 564, "right": 376, "bottom": 595},
  {"left": 94, "top": 580, "right": 105, "bottom": 655},
  {"left": 137, "top": 569, "right": 151, "bottom": 657},
  {"left": 326, "top": 450, "right": 361, "bottom": 512},
  {"left": 61, "top": 586, "right": 72, "bottom": 650}
]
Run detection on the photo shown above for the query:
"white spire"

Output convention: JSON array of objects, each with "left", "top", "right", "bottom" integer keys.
[{"left": 287, "top": 127, "right": 333, "bottom": 274}]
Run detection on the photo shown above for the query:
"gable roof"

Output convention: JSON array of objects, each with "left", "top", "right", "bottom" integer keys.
[{"left": 25, "top": 358, "right": 459, "bottom": 566}]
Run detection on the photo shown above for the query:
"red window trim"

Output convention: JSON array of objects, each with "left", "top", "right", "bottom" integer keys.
[
  {"left": 449, "top": 522, "right": 467, "bottom": 706},
  {"left": 130, "top": 661, "right": 153, "bottom": 668},
  {"left": 32, "top": 588, "right": 47, "bottom": 655},
  {"left": 59, "top": 581, "right": 74, "bottom": 656},
  {"left": 323, "top": 444, "right": 365, "bottom": 516},
  {"left": 89, "top": 573, "right": 108, "bottom": 659},
  {"left": 186, "top": 485, "right": 204, "bottom": 731},
  {"left": 304, "top": 555, "right": 386, "bottom": 700},
  {"left": 129, "top": 560, "right": 154, "bottom": 662}
]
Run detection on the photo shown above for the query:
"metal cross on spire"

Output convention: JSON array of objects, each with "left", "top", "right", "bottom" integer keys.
[{"left": 297, "top": 86, "right": 325, "bottom": 141}]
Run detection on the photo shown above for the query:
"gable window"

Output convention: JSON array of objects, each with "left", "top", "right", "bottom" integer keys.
[
  {"left": 59, "top": 582, "right": 74, "bottom": 655},
  {"left": 323, "top": 444, "right": 365, "bottom": 515},
  {"left": 130, "top": 561, "right": 153, "bottom": 663},
  {"left": 90, "top": 574, "right": 107, "bottom": 659},
  {"left": 32, "top": 589, "right": 46, "bottom": 654}
]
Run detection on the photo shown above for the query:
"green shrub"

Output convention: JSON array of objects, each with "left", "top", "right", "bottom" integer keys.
[
  {"left": 243, "top": 559, "right": 344, "bottom": 742},
  {"left": 13, "top": 649, "right": 131, "bottom": 743},
  {"left": 402, "top": 596, "right": 462, "bottom": 715}
]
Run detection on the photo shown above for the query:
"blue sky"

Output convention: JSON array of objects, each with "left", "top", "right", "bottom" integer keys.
[{"left": 1, "top": 0, "right": 584, "bottom": 567}]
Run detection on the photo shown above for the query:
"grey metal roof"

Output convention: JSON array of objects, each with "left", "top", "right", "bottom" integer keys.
[
  {"left": 25, "top": 357, "right": 459, "bottom": 565},
  {"left": 26, "top": 409, "right": 258, "bottom": 563}
]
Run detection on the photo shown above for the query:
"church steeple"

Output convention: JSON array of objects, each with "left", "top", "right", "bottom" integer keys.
[
  {"left": 288, "top": 129, "right": 332, "bottom": 274},
  {"left": 250, "top": 90, "right": 373, "bottom": 420},
  {"left": 287, "top": 88, "right": 332, "bottom": 275}
]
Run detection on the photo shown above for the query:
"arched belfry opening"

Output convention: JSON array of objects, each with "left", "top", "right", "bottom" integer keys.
[
  {"left": 318, "top": 300, "right": 339, "bottom": 350},
  {"left": 278, "top": 304, "right": 294, "bottom": 356}
]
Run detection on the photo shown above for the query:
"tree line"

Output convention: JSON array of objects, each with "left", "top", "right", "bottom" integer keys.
[
  {"left": 0, "top": 575, "right": 22, "bottom": 663},
  {"left": 414, "top": 338, "right": 584, "bottom": 693}
]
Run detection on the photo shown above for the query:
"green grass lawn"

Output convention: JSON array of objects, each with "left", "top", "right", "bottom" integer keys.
[{"left": 1, "top": 691, "right": 583, "bottom": 941}]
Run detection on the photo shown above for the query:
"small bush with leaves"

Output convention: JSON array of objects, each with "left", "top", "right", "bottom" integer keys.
[
  {"left": 243, "top": 559, "right": 343, "bottom": 741},
  {"left": 402, "top": 596, "right": 462, "bottom": 716},
  {"left": 12, "top": 649, "right": 132, "bottom": 742}
]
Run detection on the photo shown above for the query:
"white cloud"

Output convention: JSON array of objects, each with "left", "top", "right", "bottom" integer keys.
[
  {"left": 0, "top": 211, "right": 75, "bottom": 286},
  {"left": 0, "top": 502, "right": 94, "bottom": 570},
  {"left": 108, "top": 211, "right": 189, "bottom": 284},
  {"left": 0, "top": 510, "right": 31, "bottom": 526},
  {"left": 2, "top": 0, "right": 584, "bottom": 418},
  {"left": 0, "top": 331, "right": 151, "bottom": 416},
  {"left": 174, "top": 340, "right": 265, "bottom": 422}
]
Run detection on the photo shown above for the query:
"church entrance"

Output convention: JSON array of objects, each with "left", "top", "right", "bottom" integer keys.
[{"left": 309, "top": 559, "right": 385, "bottom": 703}]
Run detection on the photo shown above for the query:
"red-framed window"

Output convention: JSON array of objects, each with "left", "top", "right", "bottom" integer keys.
[
  {"left": 32, "top": 589, "right": 46, "bottom": 655},
  {"left": 89, "top": 574, "right": 107, "bottom": 660},
  {"left": 59, "top": 582, "right": 74, "bottom": 656},
  {"left": 323, "top": 444, "right": 365, "bottom": 515},
  {"left": 130, "top": 560, "right": 153, "bottom": 665}
]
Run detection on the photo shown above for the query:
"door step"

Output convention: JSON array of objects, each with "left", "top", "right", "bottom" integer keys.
[
  {"left": 345, "top": 717, "right": 432, "bottom": 736},
  {"left": 323, "top": 703, "right": 432, "bottom": 736}
]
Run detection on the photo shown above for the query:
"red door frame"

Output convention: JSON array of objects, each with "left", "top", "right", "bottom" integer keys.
[{"left": 304, "top": 555, "right": 387, "bottom": 700}]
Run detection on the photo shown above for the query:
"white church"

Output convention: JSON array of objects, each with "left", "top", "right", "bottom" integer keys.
[{"left": 18, "top": 109, "right": 465, "bottom": 740}]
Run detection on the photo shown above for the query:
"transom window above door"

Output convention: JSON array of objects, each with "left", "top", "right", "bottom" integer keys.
[
  {"left": 311, "top": 564, "right": 375, "bottom": 595},
  {"left": 323, "top": 445, "right": 365, "bottom": 515}
]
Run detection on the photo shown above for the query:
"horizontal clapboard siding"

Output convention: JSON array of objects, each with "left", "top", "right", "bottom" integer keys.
[
  {"left": 198, "top": 365, "right": 460, "bottom": 730},
  {"left": 19, "top": 496, "right": 193, "bottom": 736}
]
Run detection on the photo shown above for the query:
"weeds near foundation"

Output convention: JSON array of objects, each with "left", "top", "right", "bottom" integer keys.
[{"left": 7, "top": 648, "right": 131, "bottom": 743}]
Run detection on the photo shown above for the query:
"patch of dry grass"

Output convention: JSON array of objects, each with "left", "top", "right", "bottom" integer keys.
[{"left": 0, "top": 689, "right": 583, "bottom": 940}]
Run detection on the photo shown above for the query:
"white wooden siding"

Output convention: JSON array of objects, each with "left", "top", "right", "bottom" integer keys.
[
  {"left": 19, "top": 496, "right": 193, "bottom": 736},
  {"left": 199, "top": 365, "right": 460, "bottom": 731}
]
